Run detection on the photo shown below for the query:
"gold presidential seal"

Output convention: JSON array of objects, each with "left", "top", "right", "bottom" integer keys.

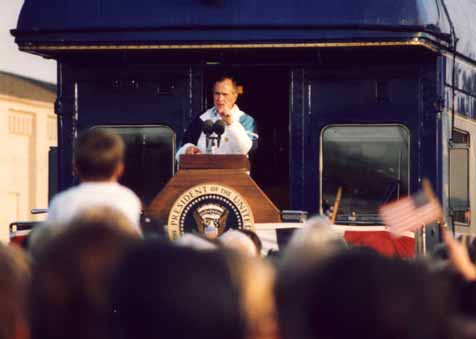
[{"left": 167, "top": 183, "right": 255, "bottom": 240}]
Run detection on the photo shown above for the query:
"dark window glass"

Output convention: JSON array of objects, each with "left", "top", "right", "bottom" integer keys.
[
  {"left": 450, "top": 130, "right": 470, "bottom": 225},
  {"left": 99, "top": 125, "right": 175, "bottom": 207},
  {"left": 322, "top": 125, "right": 410, "bottom": 224},
  {"left": 453, "top": 130, "right": 470, "bottom": 145}
]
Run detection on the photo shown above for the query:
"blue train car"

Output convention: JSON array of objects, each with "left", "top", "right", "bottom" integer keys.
[{"left": 12, "top": 0, "right": 476, "bottom": 250}]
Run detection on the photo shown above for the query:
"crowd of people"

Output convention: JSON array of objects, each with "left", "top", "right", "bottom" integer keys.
[
  {"left": 3, "top": 128, "right": 476, "bottom": 339},
  {"left": 4, "top": 208, "right": 476, "bottom": 339}
]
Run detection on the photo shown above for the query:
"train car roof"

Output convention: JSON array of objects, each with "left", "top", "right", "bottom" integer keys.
[{"left": 11, "top": 0, "right": 476, "bottom": 62}]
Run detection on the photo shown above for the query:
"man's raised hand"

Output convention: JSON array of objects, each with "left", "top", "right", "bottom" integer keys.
[{"left": 218, "top": 109, "right": 233, "bottom": 126}]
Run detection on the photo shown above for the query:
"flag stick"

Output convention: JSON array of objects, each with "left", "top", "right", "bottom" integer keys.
[
  {"left": 422, "top": 178, "right": 449, "bottom": 237},
  {"left": 330, "top": 187, "right": 342, "bottom": 224}
]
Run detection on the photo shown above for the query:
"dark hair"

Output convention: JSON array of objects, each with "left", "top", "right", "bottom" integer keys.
[
  {"left": 111, "top": 241, "right": 246, "bottom": 339},
  {"left": 276, "top": 248, "right": 456, "bottom": 339},
  {"left": 74, "top": 128, "right": 125, "bottom": 180},
  {"left": 30, "top": 213, "right": 138, "bottom": 339},
  {"left": 214, "top": 76, "right": 238, "bottom": 93},
  {"left": 0, "top": 244, "right": 30, "bottom": 339}
]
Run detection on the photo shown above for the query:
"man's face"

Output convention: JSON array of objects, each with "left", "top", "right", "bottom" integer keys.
[{"left": 213, "top": 80, "right": 238, "bottom": 113}]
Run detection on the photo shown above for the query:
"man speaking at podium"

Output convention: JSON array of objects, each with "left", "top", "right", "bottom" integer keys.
[{"left": 176, "top": 77, "right": 258, "bottom": 161}]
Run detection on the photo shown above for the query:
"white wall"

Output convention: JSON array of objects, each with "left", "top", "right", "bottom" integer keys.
[{"left": 0, "top": 95, "right": 56, "bottom": 242}]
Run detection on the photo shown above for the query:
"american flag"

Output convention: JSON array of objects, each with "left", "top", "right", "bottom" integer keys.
[{"left": 379, "top": 184, "right": 442, "bottom": 235}]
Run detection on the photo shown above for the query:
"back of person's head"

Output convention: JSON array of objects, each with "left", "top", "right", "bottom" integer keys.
[
  {"left": 29, "top": 206, "right": 139, "bottom": 260},
  {"left": 31, "top": 207, "right": 139, "bottom": 339},
  {"left": 225, "top": 251, "right": 277, "bottom": 339},
  {"left": 69, "top": 206, "right": 140, "bottom": 237},
  {"left": 238, "top": 229, "right": 262, "bottom": 256},
  {"left": 276, "top": 216, "right": 348, "bottom": 339},
  {"left": 27, "top": 224, "right": 64, "bottom": 261},
  {"left": 174, "top": 233, "right": 218, "bottom": 251},
  {"left": 219, "top": 229, "right": 258, "bottom": 256},
  {"left": 74, "top": 128, "right": 125, "bottom": 181},
  {"left": 277, "top": 248, "right": 455, "bottom": 339},
  {"left": 0, "top": 244, "right": 30, "bottom": 339},
  {"left": 281, "top": 215, "right": 347, "bottom": 269},
  {"left": 111, "top": 241, "right": 246, "bottom": 339}
]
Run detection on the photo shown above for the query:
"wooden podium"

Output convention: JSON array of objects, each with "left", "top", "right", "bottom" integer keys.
[{"left": 147, "top": 154, "right": 281, "bottom": 239}]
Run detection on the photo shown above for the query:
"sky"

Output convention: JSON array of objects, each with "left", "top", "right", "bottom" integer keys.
[{"left": 0, "top": 0, "right": 56, "bottom": 84}]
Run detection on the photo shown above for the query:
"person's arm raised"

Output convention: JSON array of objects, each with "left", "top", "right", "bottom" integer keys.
[{"left": 443, "top": 229, "right": 476, "bottom": 281}]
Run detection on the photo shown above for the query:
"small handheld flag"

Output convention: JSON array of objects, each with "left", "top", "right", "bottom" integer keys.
[{"left": 379, "top": 179, "right": 443, "bottom": 236}]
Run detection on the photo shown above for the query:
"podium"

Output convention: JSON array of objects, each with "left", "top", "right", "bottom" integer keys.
[{"left": 147, "top": 154, "right": 281, "bottom": 239}]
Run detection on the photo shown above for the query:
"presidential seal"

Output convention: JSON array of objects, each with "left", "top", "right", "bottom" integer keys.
[{"left": 167, "top": 183, "right": 255, "bottom": 240}]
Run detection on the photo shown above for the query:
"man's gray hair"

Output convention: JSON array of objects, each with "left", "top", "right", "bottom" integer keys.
[{"left": 281, "top": 215, "right": 347, "bottom": 269}]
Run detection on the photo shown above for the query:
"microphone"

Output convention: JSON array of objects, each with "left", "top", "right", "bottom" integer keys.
[
  {"left": 202, "top": 120, "right": 214, "bottom": 150},
  {"left": 202, "top": 119, "right": 214, "bottom": 136},
  {"left": 213, "top": 120, "right": 226, "bottom": 147}
]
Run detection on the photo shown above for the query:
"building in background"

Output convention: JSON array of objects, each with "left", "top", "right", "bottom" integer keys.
[{"left": 0, "top": 71, "right": 56, "bottom": 242}]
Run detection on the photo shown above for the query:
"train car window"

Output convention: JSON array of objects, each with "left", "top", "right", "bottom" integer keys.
[
  {"left": 452, "top": 130, "right": 470, "bottom": 144},
  {"left": 95, "top": 125, "right": 175, "bottom": 207},
  {"left": 321, "top": 125, "right": 410, "bottom": 224},
  {"left": 450, "top": 130, "right": 470, "bottom": 225}
]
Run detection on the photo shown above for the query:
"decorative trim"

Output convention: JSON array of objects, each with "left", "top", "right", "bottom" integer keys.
[
  {"left": 8, "top": 110, "right": 34, "bottom": 137},
  {"left": 19, "top": 39, "right": 438, "bottom": 52},
  {"left": 0, "top": 94, "right": 54, "bottom": 108},
  {"left": 47, "top": 115, "right": 57, "bottom": 141}
]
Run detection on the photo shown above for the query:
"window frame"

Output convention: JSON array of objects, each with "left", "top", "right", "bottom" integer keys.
[
  {"left": 93, "top": 124, "right": 176, "bottom": 163},
  {"left": 449, "top": 129, "right": 471, "bottom": 226},
  {"left": 319, "top": 123, "right": 411, "bottom": 224},
  {"left": 92, "top": 124, "right": 177, "bottom": 204}
]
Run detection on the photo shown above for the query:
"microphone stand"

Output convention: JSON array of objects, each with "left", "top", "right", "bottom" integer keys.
[
  {"left": 203, "top": 120, "right": 225, "bottom": 154},
  {"left": 205, "top": 134, "right": 219, "bottom": 154}
]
